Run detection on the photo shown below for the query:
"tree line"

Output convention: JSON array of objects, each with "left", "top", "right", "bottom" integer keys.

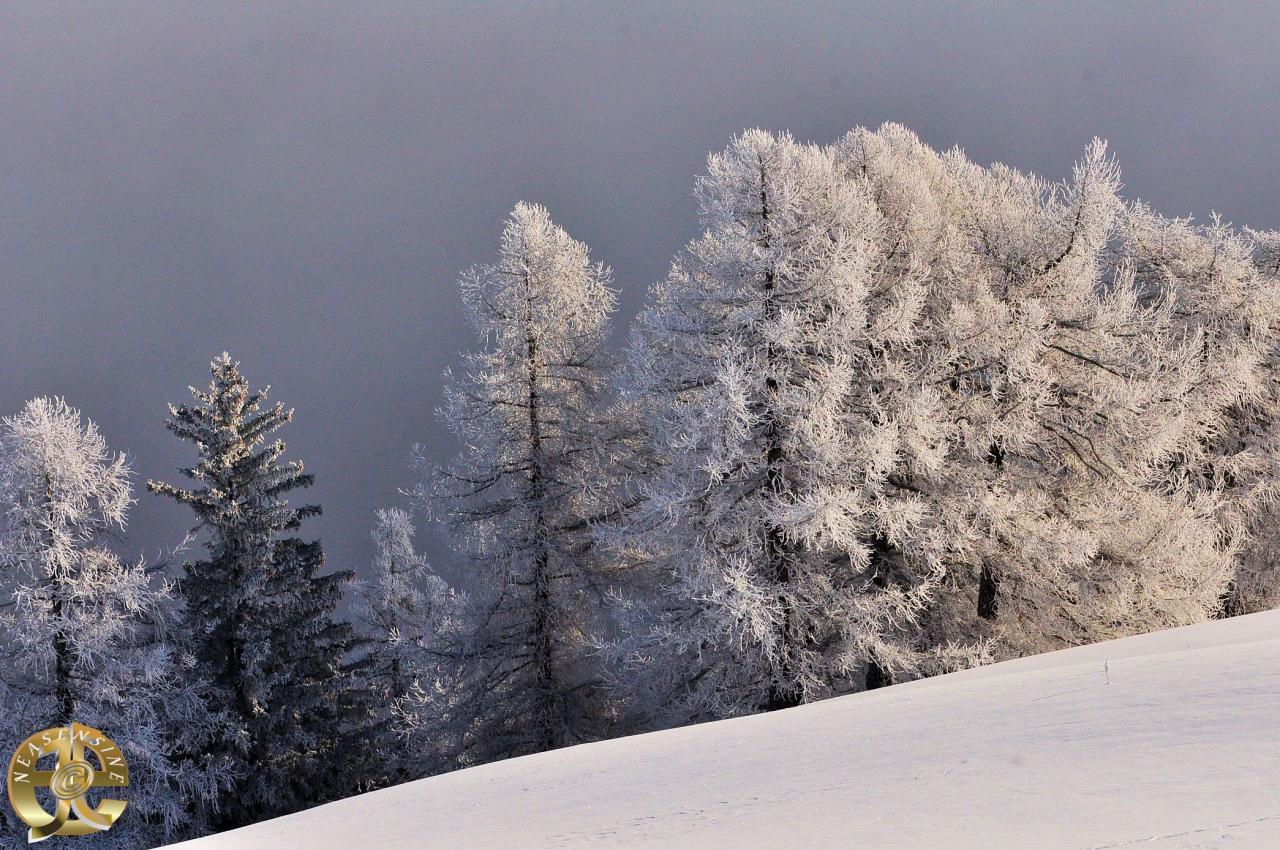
[{"left": 2, "top": 124, "right": 1278, "bottom": 847}]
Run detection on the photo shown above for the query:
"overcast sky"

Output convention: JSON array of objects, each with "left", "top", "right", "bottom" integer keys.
[{"left": 2, "top": 1, "right": 1278, "bottom": 580}]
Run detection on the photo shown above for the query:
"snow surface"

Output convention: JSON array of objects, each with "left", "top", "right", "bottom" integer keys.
[{"left": 169, "top": 611, "right": 1280, "bottom": 849}]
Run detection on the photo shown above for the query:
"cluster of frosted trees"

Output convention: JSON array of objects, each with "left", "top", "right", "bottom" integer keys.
[
  {"left": 389, "top": 126, "right": 1280, "bottom": 757},
  {"left": 1, "top": 125, "right": 1277, "bottom": 845}
]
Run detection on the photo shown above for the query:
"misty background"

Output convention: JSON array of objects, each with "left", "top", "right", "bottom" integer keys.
[{"left": 2, "top": 2, "right": 1277, "bottom": 580}]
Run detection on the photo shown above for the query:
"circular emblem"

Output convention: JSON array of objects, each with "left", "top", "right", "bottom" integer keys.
[{"left": 6, "top": 723, "right": 129, "bottom": 843}]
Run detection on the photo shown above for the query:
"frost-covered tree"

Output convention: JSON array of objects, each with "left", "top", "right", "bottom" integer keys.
[
  {"left": 148, "top": 355, "right": 361, "bottom": 826},
  {"left": 610, "top": 125, "right": 1268, "bottom": 723},
  {"left": 1122, "top": 211, "right": 1280, "bottom": 618},
  {"left": 0, "top": 398, "right": 229, "bottom": 849},
  {"left": 610, "top": 130, "right": 985, "bottom": 726},
  {"left": 351, "top": 507, "right": 461, "bottom": 783},
  {"left": 833, "top": 123, "right": 1244, "bottom": 657},
  {"left": 1230, "top": 229, "right": 1280, "bottom": 614},
  {"left": 407, "top": 203, "right": 620, "bottom": 766}
]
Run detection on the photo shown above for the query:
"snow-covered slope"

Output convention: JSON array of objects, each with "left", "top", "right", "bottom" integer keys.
[{"left": 170, "top": 611, "right": 1280, "bottom": 849}]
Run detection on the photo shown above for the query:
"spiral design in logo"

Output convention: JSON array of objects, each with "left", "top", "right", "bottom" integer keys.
[{"left": 50, "top": 760, "right": 95, "bottom": 801}]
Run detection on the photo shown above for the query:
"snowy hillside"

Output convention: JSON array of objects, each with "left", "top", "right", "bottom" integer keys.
[{"left": 170, "top": 611, "right": 1280, "bottom": 849}]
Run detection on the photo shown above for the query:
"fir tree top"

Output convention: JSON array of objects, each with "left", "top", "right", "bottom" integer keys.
[{"left": 148, "top": 353, "right": 318, "bottom": 531}]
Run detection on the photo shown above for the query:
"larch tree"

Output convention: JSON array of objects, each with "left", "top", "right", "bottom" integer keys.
[
  {"left": 833, "top": 123, "right": 1242, "bottom": 659},
  {"left": 407, "top": 202, "right": 620, "bottom": 766},
  {"left": 1232, "top": 228, "right": 1280, "bottom": 614},
  {"left": 351, "top": 507, "right": 460, "bottom": 784},
  {"left": 1123, "top": 210, "right": 1280, "bottom": 618},
  {"left": 0, "top": 397, "right": 229, "bottom": 849},
  {"left": 148, "top": 355, "right": 362, "bottom": 826},
  {"left": 610, "top": 130, "right": 984, "bottom": 727}
]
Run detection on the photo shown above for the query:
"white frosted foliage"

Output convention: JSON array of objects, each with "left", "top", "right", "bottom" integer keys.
[
  {"left": 404, "top": 203, "right": 622, "bottom": 766},
  {"left": 0, "top": 398, "right": 229, "bottom": 849}
]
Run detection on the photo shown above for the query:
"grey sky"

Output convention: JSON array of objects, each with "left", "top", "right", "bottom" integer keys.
[{"left": 2, "top": 2, "right": 1277, "bottom": 580}]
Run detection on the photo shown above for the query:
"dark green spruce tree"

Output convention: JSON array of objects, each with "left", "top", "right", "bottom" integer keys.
[{"left": 149, "top": 354, "right": 368, "bottom": 827}]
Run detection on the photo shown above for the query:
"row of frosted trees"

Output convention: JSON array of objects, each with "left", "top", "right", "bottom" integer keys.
[{"left": 1, "top": 125, "right": 1277, "bottom": 847}]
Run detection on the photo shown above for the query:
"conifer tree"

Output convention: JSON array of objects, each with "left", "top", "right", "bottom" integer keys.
[
  {"left": 1231, "top": 229, "right": 1280, "bottom": 614},
  {"left": 406, "top": 203, "right": 620, "bottom": 766},
  {"left": 149, "top": 355, "right": 360, "bottom": 826},
  {"left": 611, "top": 130, "right": 984, "bottom": 726},
  {"left": 0, "top": 397, "right": 229, "bottom": 849},
  {"left": 1123, "top": 212, "right": 1280, "bottom": 618},
  {"left": 352, "top": 507, "right": 460, "bottom": 784},
  {"left": 831, "top": 124, "right": 1245, "bottom": 657}
]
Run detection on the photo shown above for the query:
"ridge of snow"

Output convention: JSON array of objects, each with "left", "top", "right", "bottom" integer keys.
[{"left": 169, "top": 610, "right": 1280, "bottom": 849}]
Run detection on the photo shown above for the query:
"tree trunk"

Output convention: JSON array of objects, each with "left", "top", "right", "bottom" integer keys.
[
  {"left": 864, "top": 534, "right": 896, "bottom": 691},
  {"left": 1218, "top": 578, "right": 1246, "bottom": 619},
  {"left": 865, "top": 655, "right": 893, "bottom": 690},
  {"left": 43, "top": 473, "right": 75, "bottom": 725},
  {"left": 51, "top": 597, "right": 74, "bottom": 724},
  {"left": 525, "top": 277, "right": 563, "bottom": 750},
  {"left": 979, "top": 441, "right": 1004, "bottom": 620},
  {"left": 978, "top": 564, "right": 1000, "bottom": 620},
  {"left": 757, "top": 166, "right": 802, "bottom": 713}
]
